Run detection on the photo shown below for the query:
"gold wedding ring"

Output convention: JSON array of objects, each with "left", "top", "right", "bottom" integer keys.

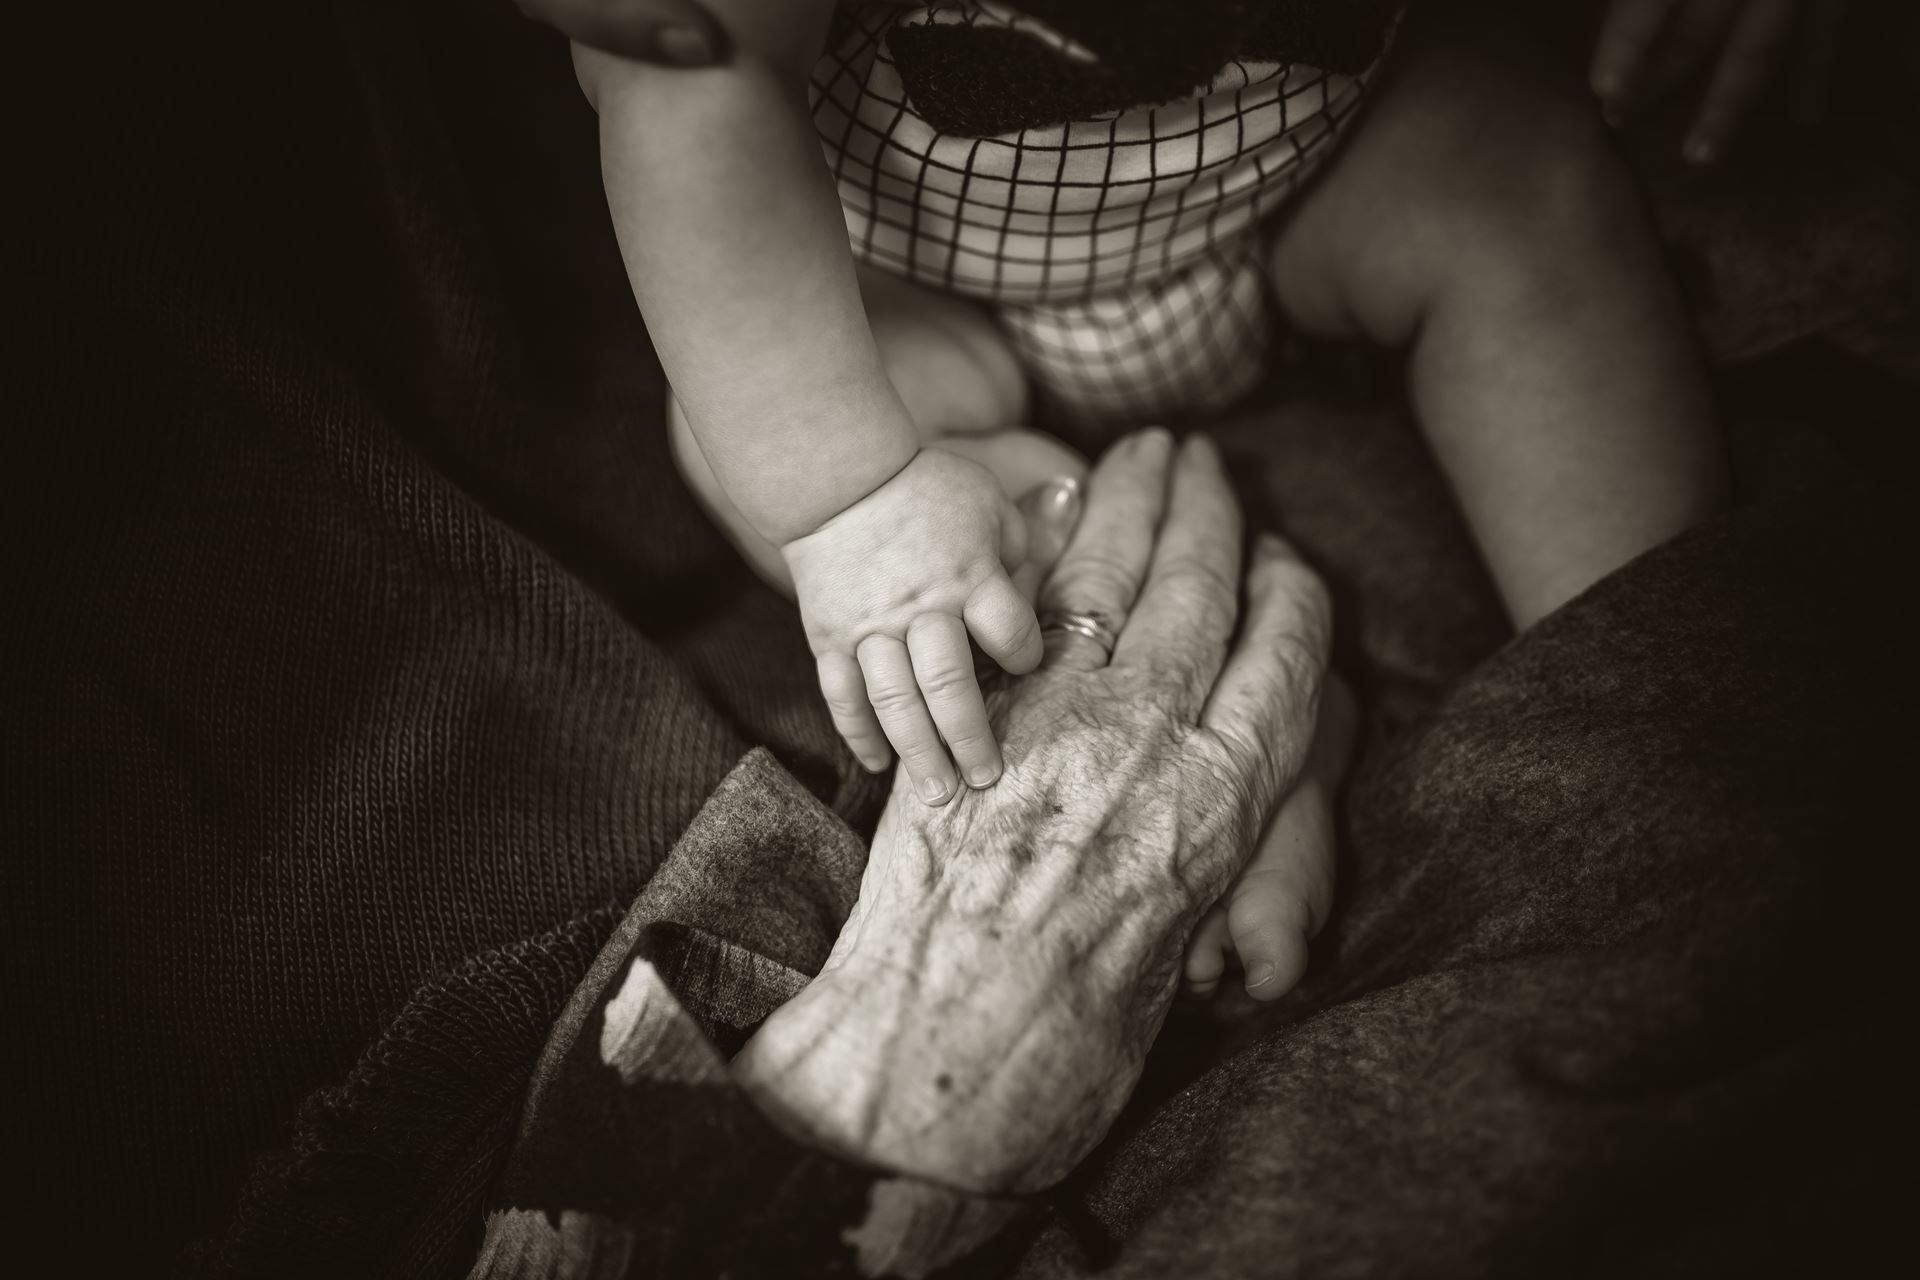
[{"left": 1038, "top": 610, "right": 1121, "bottom": 662}]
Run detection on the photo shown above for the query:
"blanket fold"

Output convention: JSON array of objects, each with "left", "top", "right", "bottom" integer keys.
[{"left": 4, "top": 2, "right": 1913, "bottom": 1277}]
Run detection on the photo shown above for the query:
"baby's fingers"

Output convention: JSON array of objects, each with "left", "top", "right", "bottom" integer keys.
[
  {"left": 1684, "top": 0, "right": 1796, "bottom": 163},
  {"left": 908, "top": 613, "right": 1003, "bottom": 790},
  {"left": 964, "top": 571, "right": 1044, "bottom": 676},
  {"left": 819, "top": 652, "right": 891, "bottom": 773},
  {"left": 859, "top": 635, "right": 958, "bottom": 805}
]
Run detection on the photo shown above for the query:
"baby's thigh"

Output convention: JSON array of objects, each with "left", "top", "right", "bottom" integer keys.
[
  {"left": 1266, "top": 11, "right": 1621, "bottom": 346},
  {"left": 933, "top": 429, "right": 1087, "bottom": 505},
  {"left": 857, "top": 264, "right": 1032, "bottom": 440}
]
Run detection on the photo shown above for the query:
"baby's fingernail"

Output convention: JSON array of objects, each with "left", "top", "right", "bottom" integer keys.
[
  {"left": 1020, "top": 475, "right": 1083, "bottom": 564},
  {"left": 653, "top": 25, "right": 716, "bottom": 66},
  {"left": 920, "top": 775, "right": 951, "bottom": 803},
  {"left": 966, "top": 765, "right": 999, "bottom": 788},
  {"left": 1023, "top": 475, "right": 1081, "bottom": 524},
  {"left": 1246, "top": 963, "right": 1276, "bottom": 989}
]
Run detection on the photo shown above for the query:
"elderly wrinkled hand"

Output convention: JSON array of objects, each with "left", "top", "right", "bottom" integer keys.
[{"left": 733, "top": 429, "right": 1335, "bottom": 1196}]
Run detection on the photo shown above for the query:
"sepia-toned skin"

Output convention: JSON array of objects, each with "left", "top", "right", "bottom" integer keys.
[
  {"left": 527, "top": 0, "right": 1837, "bottom": 166},
  {"left": 1589, "top": 0, "right": 1845, "bottom": 164},
  {"left": 734, "top": 431, "right": 1337, "bottom": 1193}
]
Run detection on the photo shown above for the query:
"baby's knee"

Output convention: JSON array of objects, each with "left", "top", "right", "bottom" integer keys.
[
  {"left": 1270, "top": 40, "right": 1646, "bottom": 343},
  {"left": 1448, "top": 95, "right": 1641, "bottom": 271},
  {"left": 857, "top": 265, "right": 1031, "bottom": 438}
]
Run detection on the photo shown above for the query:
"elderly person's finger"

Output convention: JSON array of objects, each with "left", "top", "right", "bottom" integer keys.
[
  {"left": 1683, "top": 0, "right": 1797, "bottom": 163},
  {"left": 1112, "top": 436, "right": 1244, "bottom": 711},
  {"left": 1201, "top": 533, "right": 1333, "bottom": 786},
  {"left": 1644, "top": 0, "right": 1746, "bottom": 93},
  {"left": 519, "top": 0, "right": 731, "bottom": 64},
  {"left": 859, "top": 635, "right": 957, "bottom": 805},
  {"left": 1035, "top": 429, "right": 1174, "bottom": 671}
]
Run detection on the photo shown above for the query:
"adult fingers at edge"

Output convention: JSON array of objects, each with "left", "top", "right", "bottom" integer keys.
[
  {"left": 1034, "top": 428, "right": 1174, "bottom": 671},
  {"left": 1683, "top": 0, "right": 1797, "bottom": 163},
  {"left": 1645, "top": 0, "right": 1747, "bottom": 95},
  {"left": 519, "top": 0, "right": 730, "bottom": 64},
  {"left": 1200, "top": 533, "right": 1333, "bottom": 808},
  {"left": 1112, "top": 435, "right": 1245, "bottom": 715},
  {"left": 1590, "top": 0, "right": 1684, "bottom": 107}
]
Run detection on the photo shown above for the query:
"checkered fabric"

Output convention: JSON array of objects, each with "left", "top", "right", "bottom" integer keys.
[{"left": 812, "top": 2, "right": 1391, "bottom": 423}]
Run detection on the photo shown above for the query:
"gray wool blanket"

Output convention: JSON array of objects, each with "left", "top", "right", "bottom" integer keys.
[{"left": 4, "top": 1, "right": 1913, "bottom": 1276}]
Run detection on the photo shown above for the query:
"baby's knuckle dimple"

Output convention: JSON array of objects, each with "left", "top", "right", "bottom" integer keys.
[
  {"left": 995, "top": 611, "right": 1039, "bottom": 655},
  {"left": 868, "top": 684, "right": 921, "bottom": 716},
  {"left": 824, "top": 693, "right": 868, "bottom": 719},
  {"left": 917, "top": 664, "right": 976, "bottom": 699}
]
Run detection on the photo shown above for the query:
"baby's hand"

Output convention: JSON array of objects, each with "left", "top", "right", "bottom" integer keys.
[
  {"left": 1591, "top": 0, "right": 1838, "bottom": 164},
  {"left": 783, "top": 448, "right": 1040, "bottom": 804}
]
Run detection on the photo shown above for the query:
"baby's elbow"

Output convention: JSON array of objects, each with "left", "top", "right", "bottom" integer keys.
[{"left": 571, "top": 38, "right": 810, "bottom": 116}]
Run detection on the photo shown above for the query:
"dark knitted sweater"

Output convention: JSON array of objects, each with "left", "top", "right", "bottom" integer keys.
[{"left": 4, "top": 0, "right": 1914, "bottom": 1275}]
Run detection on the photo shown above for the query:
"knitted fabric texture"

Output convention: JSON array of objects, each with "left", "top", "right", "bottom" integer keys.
[{"left": 4, "top": 0, "right": 1913, "bottom": 1276}]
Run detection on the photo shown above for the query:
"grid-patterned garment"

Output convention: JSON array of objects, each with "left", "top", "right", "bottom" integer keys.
[{"left": 812, "top": 2, "right": 1390, "bottom": 422}]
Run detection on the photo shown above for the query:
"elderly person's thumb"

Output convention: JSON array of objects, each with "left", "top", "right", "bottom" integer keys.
[{"left": 517, "top": 0, "right": 730, "bottom": 65}]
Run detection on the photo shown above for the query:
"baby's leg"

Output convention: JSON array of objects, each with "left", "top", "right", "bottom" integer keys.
[
  {"left": 671, "top": 263, "right": 1080, "bottom": 591},
  {"left": 1266, "top": 5, "right": 1725, "bottom": 629}
]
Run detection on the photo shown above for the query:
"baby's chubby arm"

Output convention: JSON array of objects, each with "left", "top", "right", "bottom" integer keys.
[
  {"left": 574, "top": 0, "right": 913, "bottom": 543},
  {"left": 576, "top": 0, "right": 1042, "bottom": 803}
]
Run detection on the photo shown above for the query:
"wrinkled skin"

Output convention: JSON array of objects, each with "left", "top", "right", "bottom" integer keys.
[{"left": 734, "top": 430, "right": 1333, "bottom": 1193}]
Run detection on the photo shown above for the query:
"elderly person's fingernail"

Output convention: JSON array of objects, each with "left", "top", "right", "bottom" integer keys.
[{"left": 1030, "top": 474, "right": 1080, "bottom": 523}]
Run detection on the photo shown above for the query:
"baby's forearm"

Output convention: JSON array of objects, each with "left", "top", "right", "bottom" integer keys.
[{"left": 586, "top": 38, "right": 916, "bottom": 545}]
